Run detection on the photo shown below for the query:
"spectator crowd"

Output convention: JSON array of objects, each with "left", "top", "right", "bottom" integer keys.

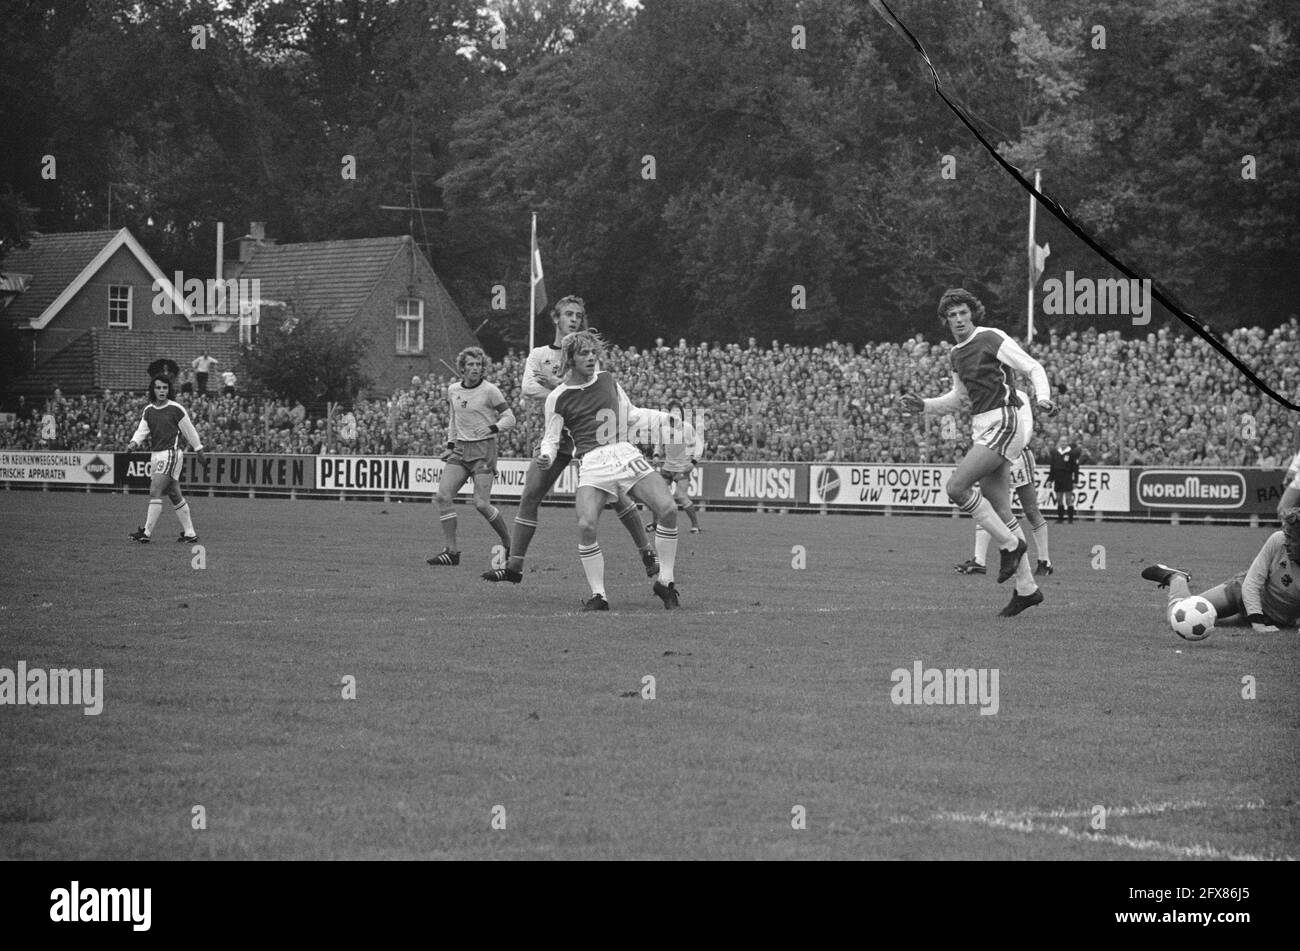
[{"left": 3, "top": 320, "right": 1299, "bottom": 468}]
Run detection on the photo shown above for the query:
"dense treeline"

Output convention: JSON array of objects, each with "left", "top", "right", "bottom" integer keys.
[{"left": 3, "top": 0, "right": 1297, "bottom": 349}]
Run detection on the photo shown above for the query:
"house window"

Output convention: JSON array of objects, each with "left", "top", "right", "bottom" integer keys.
[
  {"left": 396, "top": 298, "right": 423, "bottom": 354},
  {"left": 108, "top": 285, "right": 131, "bottom": 328}
]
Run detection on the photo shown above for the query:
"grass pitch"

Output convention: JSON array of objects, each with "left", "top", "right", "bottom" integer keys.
[{"left": 1, "top": 489, "right": 1296, "bottom": 860}]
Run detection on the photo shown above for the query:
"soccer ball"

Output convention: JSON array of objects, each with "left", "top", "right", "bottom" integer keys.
[{"left": 1169, "top": 597, "right": 1216, "bottom": 641}]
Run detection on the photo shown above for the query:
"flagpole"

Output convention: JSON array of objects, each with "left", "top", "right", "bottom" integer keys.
[
  {"left": 1027, "top": 168, "right": 1040, "bottom": 344},
  {"left": 529, "top": 213, "right": 537, "bottom": 353}
]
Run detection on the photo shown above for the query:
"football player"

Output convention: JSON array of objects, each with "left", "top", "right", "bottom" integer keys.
[
  {"left": 482, "top": 296, "right": 658, "bottom": 584},
  {"left": 537, "top": 330, "right": 682, "bottom": 611},
  {"left": 428, "top": 347, "right": 515, "bottom": 566},
  {"left": 1142, "top": 507, "right": 1300, "bottom": 634},
  {"left": 126, "top": 375, "right": 207, "bottom": 543},
  {"left": 647, "top": 403, "right": 703, "bottom": 536},
  {"left": 900, "top": 288, "right": 1056, "bottom": 616}
]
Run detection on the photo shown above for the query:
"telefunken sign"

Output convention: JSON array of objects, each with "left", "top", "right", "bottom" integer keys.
[{"left": 1135, "top": 470, "right": 1246, "bottom": 509}]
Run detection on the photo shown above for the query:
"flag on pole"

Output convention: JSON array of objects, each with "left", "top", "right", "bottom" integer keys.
[
  {"left": 531, "top": 215, "right": 547, "bottom": 317},
  {"left": 1026, "top": 168, "right": 1046, "bottom": 343},
  {"left": 1030, "top": 240, "right": 1050, "bottom": 286}
]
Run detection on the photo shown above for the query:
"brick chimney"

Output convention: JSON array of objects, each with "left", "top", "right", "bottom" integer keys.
[{"left": 237, "top": 221, "right": 274, "bottom": 264}]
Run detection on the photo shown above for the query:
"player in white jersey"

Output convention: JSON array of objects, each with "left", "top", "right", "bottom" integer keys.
[
  {"left": 1277, "top": 451, "right": 1300, "bottom": 521},
  {"left": 648, "top": 403, "right": 703, "bottom": 535},
  {"left": 127, "top": 374, "right": 207, "bottom": 543},
  {"left": 955, "top": 388, "right": 1052, "bottom": 576},
  {"left": 428, "top": 347, "right": 516, "bottom": 566},
  {"left": 1142, "top": 508, "right": 1300, "bottom": 634},
  {"left": 900, "top": 288, "right": 1056, "bottom": 617},
  {"left": 481, "top": 296, "right": 657, "bottom": 584},
  {"left": 536, "top": 330, "right": 682, "bottom": 611}
]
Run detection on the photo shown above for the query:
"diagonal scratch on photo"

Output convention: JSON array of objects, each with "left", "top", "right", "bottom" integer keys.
[{"left": 1, "top": 0, "right": 1296, "bottom": 863}]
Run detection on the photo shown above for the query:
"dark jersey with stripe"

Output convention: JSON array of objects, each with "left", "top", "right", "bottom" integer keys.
[
  {"left": 548, "top": 372, "right": 624, "bottom": 458},
  {"left": 949, "top": 328, "right": 1023, "bottom": 415},
  {"left": 133, "top": 401, "right": 199, "bottom": 452}
]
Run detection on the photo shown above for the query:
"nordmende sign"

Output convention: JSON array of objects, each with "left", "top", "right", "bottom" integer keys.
[{"left": 1134, "top": 470, "right": 1246, "bottom": 510}]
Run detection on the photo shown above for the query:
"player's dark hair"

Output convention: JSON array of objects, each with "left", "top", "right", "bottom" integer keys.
[
  {"left": 551, "top": 295, "right": 587, "bottom": 327},
  {"left": 149, "top": 374, "right": 174, "bottom": 401},
  {"left": 560, "top": 329, "right": 607, "bottom": 375},
  {"left": 456, "top": 346, "right": 488, "bottom": 374},
  {"left": 937, "top": 288, "right": 985, "bottom": 324}
]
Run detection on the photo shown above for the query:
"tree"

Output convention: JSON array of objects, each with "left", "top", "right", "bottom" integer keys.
[{"left": 240, "top": 312, "right": 371, "bottom": 408}]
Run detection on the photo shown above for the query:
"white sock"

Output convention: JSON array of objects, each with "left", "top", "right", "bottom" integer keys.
[
  {"left": 1031, "top": 518, "right": 1049, "bottom": 564},
  {"left": 174, "top": 499, "right": 195, "bottom": 535},
  {"left": 973, "top": 527, "right": 990, "bottom": 566},
  {"left": 145, "top": 499, "right": 163, "bottom": 535},
  {"left": 1009, "top": 519, "right": 1035, "bottom": 592},
  {"left": 579, "top": 543, "right": 604, "bottom": 596},
  {"left": 655, "top": 526, "right": 678, "bottom": 584},
  {"left": 959, "top": 489, "right": 1015, "bottom": 547}
]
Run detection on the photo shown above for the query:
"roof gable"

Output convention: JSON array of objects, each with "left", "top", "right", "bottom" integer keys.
[{"left": 1, "top": 229, "right": 191, "bottom": 328}]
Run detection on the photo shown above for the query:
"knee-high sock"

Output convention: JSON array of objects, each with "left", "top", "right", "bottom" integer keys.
[
  {"left": 1008, "top": 519, "right": 1037, "bottom": 595},
  {"left": 617, "top": 502, "right": 652, "bottom": 552},
  {"left": 145, "top": 498, "right": 163, "bottom": 535},
  {"left": 174, "top": 498, "right": 195, "bottom": 535},
  {"left": 957, "top": 487, "right": 1015, "bottom": 547},
  {"left": 484, "top": 506, "right": 511, "bottom": 547},
  {"left": 655, "top": 526, "right": 678, "bottom": 584},
  {"left": 1028, "top": 515, "right": 1049, "bottom": 564},
  {"left": 508, "top": 517, "right": 538, "bottom": 570},
  {"left": 579, "top": 543, "right": 604, "bottom": 596},
  {"left": 439, "top": 511, "right": 458, "bottom": 550},
  {"left": 974, "top": 526, "right": 990, "bottom": 566}
]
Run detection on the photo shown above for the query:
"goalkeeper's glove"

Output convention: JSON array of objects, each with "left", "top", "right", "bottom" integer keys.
[{"left": 194, "top": 449, "right": 208, "bottom": 467}]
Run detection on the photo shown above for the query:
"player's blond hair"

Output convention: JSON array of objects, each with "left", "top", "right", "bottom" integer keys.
[
  {"left": 456, "top": 346, "right": 488, "bottom": 374},
  {"left": 560, "top": 329, "right": 607, "bottom": 375},
  {"left": 1282, "top": 507, "right": 1300, "bottom": 557}
]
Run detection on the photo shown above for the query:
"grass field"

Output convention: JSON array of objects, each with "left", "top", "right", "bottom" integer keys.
[{"left": 1, "top": 489, "right": 1296, "bottom": 860}]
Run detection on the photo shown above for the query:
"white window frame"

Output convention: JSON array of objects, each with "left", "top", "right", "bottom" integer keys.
[
  {"left": 396, "top": 298, "right": 424, "bottom": 354},
  {"left": 108, "top": 285, "right": 132, "bottom": 328}
]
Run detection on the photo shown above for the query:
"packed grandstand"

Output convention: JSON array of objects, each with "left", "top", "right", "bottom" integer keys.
[{"left": 4, "top": 322, "right": 1297, "bottom": 467}]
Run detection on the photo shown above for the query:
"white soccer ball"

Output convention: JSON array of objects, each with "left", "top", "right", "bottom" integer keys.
[{"left": 1169, "top": 596, "right": 1216, "bottom": 641}]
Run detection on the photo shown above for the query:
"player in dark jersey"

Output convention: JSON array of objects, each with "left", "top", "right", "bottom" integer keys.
[
  {"left": 126, "top": 375, "right": 207, "bottom": 543},
  {"left": 481, "top": 296, "right": 657, "bottom": 584},
  {"left": 536, "top": 330, "right": 683, "bottom": 611},
  {"left": 900, "top": 288, "right": 1056, "bottom": 616}
]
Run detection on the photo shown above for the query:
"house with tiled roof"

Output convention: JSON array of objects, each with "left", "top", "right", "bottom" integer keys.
[
  {"left": 229, "top": 226, "right": 479, "bottom": 397},
  {"left": 1, "top": 229, "right": 204, "bottom": 397}
]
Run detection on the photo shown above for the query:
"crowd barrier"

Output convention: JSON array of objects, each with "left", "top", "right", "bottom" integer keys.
[{"left": 0, "top": 450, "right": 1290, "bottom": 523}]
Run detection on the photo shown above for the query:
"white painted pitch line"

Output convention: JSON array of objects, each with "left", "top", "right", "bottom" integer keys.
[
  {"left": 1013, "top": 798, "right": 1268, "bottom": 820},
  {"left": 935, "top": 806, "right": 1295, "bottom": 862},
  {"left": 429, "top": 606, "right": 868, "bottom": 623}
]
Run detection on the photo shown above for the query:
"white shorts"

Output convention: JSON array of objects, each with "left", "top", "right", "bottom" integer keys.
[
  {"left": 970, "top": 406, "right": 1026, "bottom": 462},
  {"left": 150, "top": 449, "right": 184, "bottom": 481},
  {"left": 1009, "top": 448, "right": 1036, "bottom": 490},
  {"left": 578, "top": 443, "right": 655, "bottom": 497}
]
